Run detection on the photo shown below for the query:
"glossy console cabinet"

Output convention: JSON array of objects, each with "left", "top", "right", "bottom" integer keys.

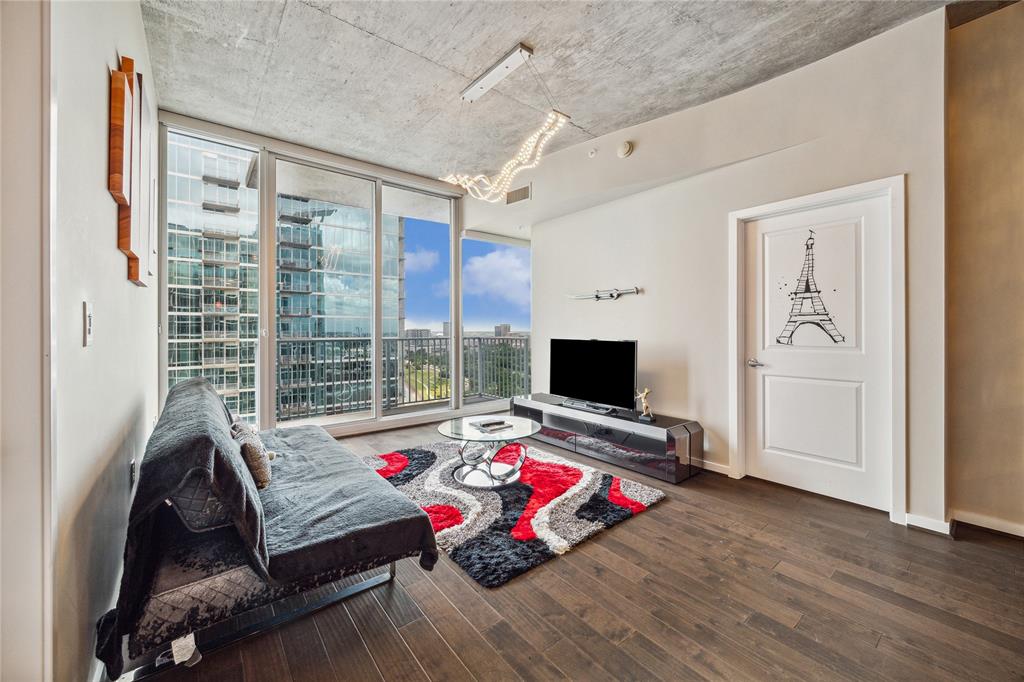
[{"left": 511, "top": 393, "right": 703, "bottom": 484}]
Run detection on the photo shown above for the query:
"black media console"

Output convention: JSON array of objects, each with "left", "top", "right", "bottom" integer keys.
[{"left": 511, "top": 393, "right": 703, "bottom": 484}]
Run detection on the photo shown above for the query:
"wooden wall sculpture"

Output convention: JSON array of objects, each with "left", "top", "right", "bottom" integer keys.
[
  {"left": 108, "top": 55, "right": 146, "bottom": 286},
  {"left": 108, "top": 67, "right": 131, "bottom": 203}
]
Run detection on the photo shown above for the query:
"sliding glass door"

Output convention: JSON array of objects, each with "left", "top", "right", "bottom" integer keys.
[
  {"left": 273, "top": 160, "right": 376, "bottom": 425},
  {"left": 163, "top": 125, "right": 495, "bottom": 432},
  {"left": 380, "top": 185, "right": 454, "bottom": 416}
]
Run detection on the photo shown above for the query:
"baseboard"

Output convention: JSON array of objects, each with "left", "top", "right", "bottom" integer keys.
[
  {"left": 905, "top": 513, "right": 951, "bottom": 535},
  {"left": 694, "top": 458, "right": 732, "bottom": 476},
  {"left": 951, "top": 509, "right": 1024, "bottom": 539}
]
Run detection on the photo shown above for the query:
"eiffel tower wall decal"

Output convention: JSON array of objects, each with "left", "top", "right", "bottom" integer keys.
[{"left": 776, "top": 229, "right": 845, "bottom": 345}]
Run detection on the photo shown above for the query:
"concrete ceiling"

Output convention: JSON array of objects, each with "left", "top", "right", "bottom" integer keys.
[{"left": 141, "top": 0, "right": 945, "bottom": 181}]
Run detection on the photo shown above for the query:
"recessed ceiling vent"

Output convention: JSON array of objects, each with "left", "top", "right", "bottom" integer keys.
[{"left": 506, "top": 184, "right": 532, "bottom": 205}]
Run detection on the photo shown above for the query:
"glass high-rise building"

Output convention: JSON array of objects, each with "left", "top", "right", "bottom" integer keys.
[
  {"left": 274, "top": 192, "right": 406, "bottom": 421},
  {"left": 166, "top": 133, "right": 260, "bottom": 421},
  {"left": 166, "top": 132, "right": 406, "bottom": 424}
]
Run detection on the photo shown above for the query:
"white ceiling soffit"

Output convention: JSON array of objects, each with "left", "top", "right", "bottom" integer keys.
[{"left": 142, "top": 0, "right": 945, "bottom": 202}]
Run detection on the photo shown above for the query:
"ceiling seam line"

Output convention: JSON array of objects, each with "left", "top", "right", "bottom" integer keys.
[
  {"left": 249, "top": 2, "right": 288, "bottom": 128},
  {"left": 295, "top": 0, "right": 587, "bottom": 128},
  {"left": 296, "top": 1, "right": 475, "bottom": 81}
]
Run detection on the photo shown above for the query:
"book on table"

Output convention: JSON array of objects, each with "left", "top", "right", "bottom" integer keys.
[{"left": 471, "top": 419, "right": 513, "bottom": 433}]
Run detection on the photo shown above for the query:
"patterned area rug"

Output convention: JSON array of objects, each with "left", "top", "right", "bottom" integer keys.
[{"left": 364, "top": 441, "right": 665, "bottom": 587}]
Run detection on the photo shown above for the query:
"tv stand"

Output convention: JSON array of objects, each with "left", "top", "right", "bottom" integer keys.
[
  {"left": 511, "top": 393, "right": 702, "bottom": 483},
  {"left": 559, "top": 398, "right": 615, "bottom": 415}
]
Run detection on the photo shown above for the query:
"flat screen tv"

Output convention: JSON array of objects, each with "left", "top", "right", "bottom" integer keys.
[{"left": 550, "top": 338, "right": 637, "bottom": 410}]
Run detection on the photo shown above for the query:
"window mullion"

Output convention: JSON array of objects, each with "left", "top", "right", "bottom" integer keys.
[
  {"left": 372, "top": 179, "right": 384, "bottom": 421},
  {"left": 258, "top": 148, "right": 275, "bottom": 429}
]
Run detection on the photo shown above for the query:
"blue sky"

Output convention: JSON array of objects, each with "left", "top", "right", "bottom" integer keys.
[{"left": 403, "top": 217, "right": 530, "bottom": 333}]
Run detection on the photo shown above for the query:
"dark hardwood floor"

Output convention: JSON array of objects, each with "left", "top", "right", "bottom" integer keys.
[{"left": 154, "top": 422, "right": 1024, "bottom": 681}]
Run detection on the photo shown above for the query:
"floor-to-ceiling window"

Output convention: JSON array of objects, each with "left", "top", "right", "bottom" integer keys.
[
  {"left": 165, "top": 131, "right": 259, "bottom": 422},
  {"left": 461, "top": 237, "right": 531, "bottom": 402},
  {"left": 162, "top": 123, "right": 523, "bottom": 432}
]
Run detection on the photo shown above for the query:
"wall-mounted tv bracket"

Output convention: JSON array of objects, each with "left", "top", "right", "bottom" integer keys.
[{"left": 568, "top": 287, "right": 641, "bottom": 301}]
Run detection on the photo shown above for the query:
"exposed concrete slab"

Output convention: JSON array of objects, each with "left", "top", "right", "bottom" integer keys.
[{"left": 142, "top": 0, "right": 946, "bottom": 180}]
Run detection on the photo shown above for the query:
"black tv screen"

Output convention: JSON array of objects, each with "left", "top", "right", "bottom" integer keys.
[{"left": 550, "top": 339, "right": 637, "bottom": 410}]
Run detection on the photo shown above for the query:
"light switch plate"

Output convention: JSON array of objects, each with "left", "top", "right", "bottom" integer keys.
[{"left": 83, "top": 301, "right": 93, "bottom": 346}]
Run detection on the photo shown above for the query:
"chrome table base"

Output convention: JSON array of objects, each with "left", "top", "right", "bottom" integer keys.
[{"left": 453, "top": 440, "right": 527, "bottom": 489}]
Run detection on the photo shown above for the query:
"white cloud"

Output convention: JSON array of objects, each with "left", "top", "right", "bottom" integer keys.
[
  {"left": 431, "top": 278, "right": 450, "bottom": 298},
  {"left": 404, "top": 318, "right": 448, "bottom": 332},
  {"left": 405, "top": 248, "right": 439, "bottom": 273},
  {"left": 462, "top": 247, "right": 531, "bottom": 309}
]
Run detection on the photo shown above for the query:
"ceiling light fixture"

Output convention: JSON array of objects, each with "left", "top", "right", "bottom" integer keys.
[
  {"left": 460, "top": 43, "right": 533, "bottom": 103},
  {"left": 441, "top": 44, "right": 571, "bottom": 203},
  {"left": 441, "top": 110, "right": 569, "bottom": 203}
]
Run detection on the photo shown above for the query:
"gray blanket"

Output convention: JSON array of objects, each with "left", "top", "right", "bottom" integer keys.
[
  {"left": 121, "top": 428, "right": 438, "bottom": 664},
  {"left": 260, "top": 425, "right": 438, "bottom": 581},
  {"left": 97, "top": 380, "right": 438, "bottom": 680},
  {"left": 96, "top": 379, "right": 268, "bottom": 680}
]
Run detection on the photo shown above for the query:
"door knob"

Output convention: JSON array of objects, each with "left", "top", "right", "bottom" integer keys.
[{"left": 746, "top": 358, "right": 765, "bottom": 368}]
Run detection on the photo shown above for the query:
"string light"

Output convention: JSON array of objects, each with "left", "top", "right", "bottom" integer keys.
[{"left": 440, "top": 110, "right": 569, "bottom": 203}]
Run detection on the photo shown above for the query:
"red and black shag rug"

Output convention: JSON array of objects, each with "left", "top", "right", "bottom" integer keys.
[{"left": 364, "top": 442, "right": 664, "bottom": 587}]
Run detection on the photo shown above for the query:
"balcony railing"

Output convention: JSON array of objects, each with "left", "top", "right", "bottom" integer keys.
[
  {"left": 203, "top": 354, "right": 239, "bottom": 367},
  {"left": 275, "top": 336, "right": 530, "bottom": 422},
  {"left": 381, "top": 337, "right": 452, "bottom": 411},
  {"left": 278, "top": 281, "right": 313, "bottom": 293},
  {"left": 462, "top": 336, "right": 531, "bottom": 404},
  {"left": 202, "top": 224, "right": 240, "bottom": 240},
  {"left": 203, "top": 303, "right": 240, "bottom": 314},
  {"left": 202, "top": 327, "right": 239, "bottom": 340},
  {"left": 203, "top": 276, "right": 239, "bottom": 289},
  {"left": 279, "top": 258, "right": 314, "bottom": 271},
  {"left": 202, "top": 249, "right": 240, "bottom": 265}
]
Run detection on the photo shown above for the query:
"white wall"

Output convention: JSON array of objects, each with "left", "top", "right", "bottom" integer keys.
[
  {"left": 51, "top": 2, "right": 159, "bottom": 679},
  {"left": 529, "top": 10, "right": 948, "bottom": 523},
  {"left": 1, "top": 2, "right": 50, "bottom": 678}
]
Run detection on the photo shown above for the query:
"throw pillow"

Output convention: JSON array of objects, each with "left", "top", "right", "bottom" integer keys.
[{"left": 231, "top": 420, "right": 273, "bottom": 489}]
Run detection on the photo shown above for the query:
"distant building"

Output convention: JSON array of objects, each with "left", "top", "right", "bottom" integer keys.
[
  {"left": 494, "top": 323, "right": 511, "bottom": 337},
  {"left": 442, "top": 321, "right": 451, "bottom": 338},
  {"left": 405, "top": 329, "right": 431, "bottom": 338}
]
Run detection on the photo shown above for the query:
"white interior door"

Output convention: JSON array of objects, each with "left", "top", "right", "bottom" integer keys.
[{"left": 744, "top": 192, "right": 893, "bottom": 511}]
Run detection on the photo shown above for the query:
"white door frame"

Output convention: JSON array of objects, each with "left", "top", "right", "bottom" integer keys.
[{"left": 727, "top": 175, "right": 907, "bottom": 525}]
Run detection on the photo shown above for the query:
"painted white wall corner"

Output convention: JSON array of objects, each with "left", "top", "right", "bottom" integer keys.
[{"left": 906, "top": 514, "right": 951, "bottom": 535}]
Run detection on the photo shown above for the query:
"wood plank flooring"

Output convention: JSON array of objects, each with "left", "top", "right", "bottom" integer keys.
[{"left": 153, "top": 422, "right": 1024, "bottom": 681}]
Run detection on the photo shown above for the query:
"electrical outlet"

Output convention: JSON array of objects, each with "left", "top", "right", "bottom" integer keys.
[
  {"left": 83, "top": 301, "right": 94, "bottom": 346},
  {"left": 129, "top": 458, "right": 137, "bottom": 489}
]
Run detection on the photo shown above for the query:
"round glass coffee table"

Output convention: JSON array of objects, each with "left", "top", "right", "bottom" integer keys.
[{"left": 438, "top": 415, "right": 541, "bottom": 489}]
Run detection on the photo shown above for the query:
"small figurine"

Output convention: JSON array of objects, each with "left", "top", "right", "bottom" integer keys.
[{"left": 635, "top": 387, "right": 655, "bottom": 423}]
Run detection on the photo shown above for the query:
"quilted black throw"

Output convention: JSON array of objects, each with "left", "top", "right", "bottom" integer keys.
[{"left": 95, "top": 379, "right": 269, "bottom": 680}]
